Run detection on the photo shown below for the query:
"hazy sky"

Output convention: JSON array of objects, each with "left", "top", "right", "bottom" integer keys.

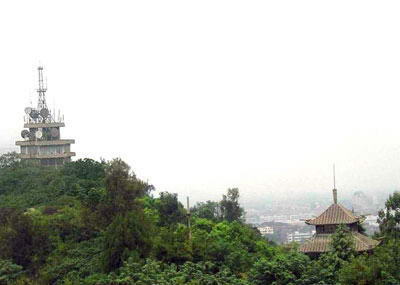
[{"left": 1, "top": 1, "right": 400, "bottom": 205}]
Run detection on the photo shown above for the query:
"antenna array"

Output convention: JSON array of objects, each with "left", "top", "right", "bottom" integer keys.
[{"left": 37, "top": 66, "right": 48, "bottom": 110}]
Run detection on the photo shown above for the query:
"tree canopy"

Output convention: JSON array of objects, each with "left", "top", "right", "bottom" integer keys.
[{"left": 0, "top": 152, "right": 397, "bottom": 284}]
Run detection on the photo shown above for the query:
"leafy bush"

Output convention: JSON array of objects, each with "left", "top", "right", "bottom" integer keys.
[{"left": 0, "top": 259, "right": 23, "bottom": 285}]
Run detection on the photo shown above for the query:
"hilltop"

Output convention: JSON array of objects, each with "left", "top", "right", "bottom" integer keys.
[{"left": 0, "top": 152, "right": 399, "bottom": 284}]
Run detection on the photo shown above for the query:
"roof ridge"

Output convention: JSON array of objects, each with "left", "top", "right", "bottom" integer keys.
[
  {"left": 306, "top": 203, "right": 360, "bottom": 225},
  {"left": 336, "top": 203, "right": 357, "bottom": 216}
]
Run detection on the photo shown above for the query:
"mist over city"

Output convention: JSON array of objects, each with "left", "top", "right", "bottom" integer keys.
[{"left": 1, "top": 1, "right": 400, "bottom": 284}]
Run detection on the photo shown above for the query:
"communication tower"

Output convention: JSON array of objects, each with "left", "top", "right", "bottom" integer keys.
[{"left": 15, "top": 66, "right": 75, "bottom": 166}]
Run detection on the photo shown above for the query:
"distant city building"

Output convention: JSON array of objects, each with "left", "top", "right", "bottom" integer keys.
[
  {"left": 246, "top": 216, "right": 260, "bottom": 224},
  {"left": 15, "top": 67, "right": 75, "bottom": 167},
  {"left": 257, "top": 213, "right": 315, "bottom": 225},
  {"left": 299, "top": 187, "right": 379, "bottom": 256},
  {"left": 364, "top": 215, "right": 379, "bottom": 227},
  {"left": 287, "top": 230, "right": 316, "bottom": 243},
  {"left": 258, "top": 226, "right": 274, "bottom": 235}
]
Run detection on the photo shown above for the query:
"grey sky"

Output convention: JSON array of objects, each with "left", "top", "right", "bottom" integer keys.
[{"left": 1, "top": 1, "right": 400, "bottom": 204}]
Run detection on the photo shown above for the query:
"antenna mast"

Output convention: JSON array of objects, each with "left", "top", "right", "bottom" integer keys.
[{"left": 37, "top": 66, "right": 48, "bottom": 110}]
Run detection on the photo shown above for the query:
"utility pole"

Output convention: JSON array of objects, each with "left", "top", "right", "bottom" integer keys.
[{"left": 187, "top": 196, "right": 192, "bottom": 242}]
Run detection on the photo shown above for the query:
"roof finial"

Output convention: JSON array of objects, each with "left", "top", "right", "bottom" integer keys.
[
  {"left": 333, "top": 164, "right": 337, "bottom": 204},
  {"left": 333, "top": 164, "right": 336, "bottom": 189}
]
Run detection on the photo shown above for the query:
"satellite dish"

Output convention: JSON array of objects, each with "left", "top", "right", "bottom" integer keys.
[
  {"left": 24, "top": 107, "right": 32, "bottom": 115},
  {"left": 28, "top": 131, "right": 36, "bottom": 140},
  {"left": 35, "top": 130, "right": 43, "bottom": 139},
  {"left": 50, "top": 128, "right": 59, "bottom": 138},
  {"left": 21, "top": 130, "right": 30, "bottom": 138},
  {"left": 40, "top": 108, "right": 49, "bottom": 118},
  {"left": 30, "top": 110, "right": 39, "bottom": 119}
]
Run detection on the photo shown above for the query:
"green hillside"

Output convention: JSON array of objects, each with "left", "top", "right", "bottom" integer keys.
[{"left": 0, "top": 153, "right": 399, "bottom": 284}]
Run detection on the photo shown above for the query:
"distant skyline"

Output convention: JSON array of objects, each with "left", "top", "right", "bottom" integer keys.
[{"left": 1, "top": 1, "right": 400, "bottom": 205}]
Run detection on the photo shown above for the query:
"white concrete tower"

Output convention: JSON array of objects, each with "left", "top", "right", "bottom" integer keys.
[{"left": 15, "top": 66, "right": 75, "bottom": 167}]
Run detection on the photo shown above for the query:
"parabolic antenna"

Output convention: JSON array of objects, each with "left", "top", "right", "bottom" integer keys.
[
  {"left": 24, "top": 107, "right": 32, "bottom": 115},
  {"left": 21, "top": 130, "right": 30, "bottom": 138},
  {"left": 50, "top": 128, "right": 59, "bottom": 138},
  {"left": 28, "top": 131, "right": 36, "bottom": 140},
  {"left": 40, "top": 108, "right": 49, "bottom": 118},
  {"left": 30, "top": 110, "right": 39, "bottom": 119},
  {"left": 35, "top": 130, "right": 43, "bottom": 139}
]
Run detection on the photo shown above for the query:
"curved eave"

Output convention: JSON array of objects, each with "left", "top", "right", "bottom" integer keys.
[{"left": 299, "top": 232, "right": 380, "bottom": 254}]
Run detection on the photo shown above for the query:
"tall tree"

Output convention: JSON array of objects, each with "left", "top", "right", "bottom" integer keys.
[
  {"left": 0, "top": 209, "right": 51, "bottom": 270},
  {"left": 61, "top": 158, "right": 106, "bottom": 192},
  {"left": 155, "top": 192, "right": 186, "bottom": 227},
  {"left": 102, "top": 212, "right": 153, "bottom": 272},
  {"left": 299, "top": 225, "right": 356, "bottom": 285},
  {"left": 339, "top": 239, "right": 400, "bottom": 284},
  {"left": 93, "top": 158, "right": 151, "bottom": 227},
  {"left": 220, "top": 188, "right": 244, "bottom": 222},
  {"left": 100, "top": 159, "right": 154, "bottom": 272},
  {"left": 191, "top": 201, "right": 221, "bottom": 222},
  {"left": 378, "top": 191, "right": 400, "bottom": 239},
  {"left": 330, "top": 224, "right": 356, "bottom": 262}
]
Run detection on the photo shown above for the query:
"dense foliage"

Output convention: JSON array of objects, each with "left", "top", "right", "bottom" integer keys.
[{"left": 0, "top": 152, "right": 399, "bottom": 284}]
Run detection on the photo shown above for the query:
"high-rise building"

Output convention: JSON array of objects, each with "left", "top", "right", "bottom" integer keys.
[{"left": 15, "top": 66, "right": 75, "bottom": 166}]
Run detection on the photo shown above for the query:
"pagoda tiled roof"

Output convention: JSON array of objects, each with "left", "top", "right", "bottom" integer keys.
[
  {"left": 299, "top": 232, "right": 380, "bottom": 253},
  {"left": 305, "top": 203, "right": 360, "bottom": 225}
]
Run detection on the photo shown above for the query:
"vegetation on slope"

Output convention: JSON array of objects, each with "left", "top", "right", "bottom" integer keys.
[{"left": 0, "top": 152, "right": 400, "bottom": 284}]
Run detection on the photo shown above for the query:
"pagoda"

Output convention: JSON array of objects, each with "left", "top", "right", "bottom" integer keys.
[
  {"left": 299, "top": 187, "right": 379, "bottom": 256},
  {"left": 15, "top": 66, "right": 75, "bottom": 167}
]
